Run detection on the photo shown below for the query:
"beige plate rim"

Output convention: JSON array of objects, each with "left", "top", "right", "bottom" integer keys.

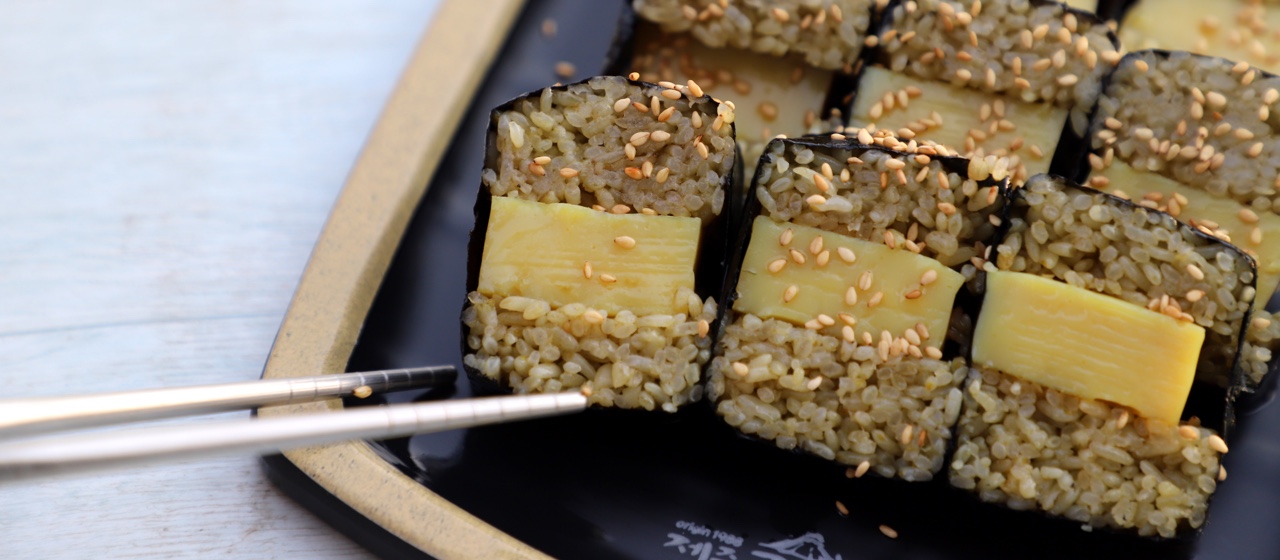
[{"left": 257, "top": 1, "right": 550, "bottom": 558}]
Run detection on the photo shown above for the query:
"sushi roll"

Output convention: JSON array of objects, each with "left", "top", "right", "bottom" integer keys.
[
  {"left": 624, "top": 0, "right": 880, "bottom": 180},
  {"left": 1081, "top": 50, "right": 1278, "bottom": 390},
  {"left": 1118, "top": 0, "right": 1280, "bottom": 73},
  {"left": 461, "top": 76, "right": 737, "bottom": 412},
  {"left": 849, "top": 0, "right": 1121, "bottom": 185},
  {"left": 708, "top": 138, "right": 1007, "bottom": 481},
  {"left": 950, "top": 175, "right": 1248, "bottom": 537}
]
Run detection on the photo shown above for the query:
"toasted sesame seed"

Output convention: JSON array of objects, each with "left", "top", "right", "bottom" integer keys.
[
  {"left": 1186, "top": 289, "right": 1205, "bottom": 302},
  {"left": 814, "top": 174, "right": 831, "bottom": 193},
  {"left": 529, "top": 162, "right": 546, "bottom": 176},
  {"left": 1187, "top": 264, "right": 1205, "bottom": 280},
  {"left": 809, "top": 235, "right": 825, "bottom": 255},
  {"left": 783, "top": 284, "right": 799, "bottom": 303},
  {"left": 853, "top": 460, "right": 871, "bottom": 478},
  {"left": 1204, "top": 434, "right": 1228, "bottom": 454},
  {"left": 654, "top": 167, "right": 670, "bottom": 184},
  {"left": 732, "top": 361, "right": 749, "bottom": 377},
  {"left": 610, "top": 204, "right": 630, "bottom": 214},
  {"left": 627, "top": 71, "right": 639, "bottom": 81},
  {"left": 558, "top": 167, "right": 580, "bottom": 179},
  {"left": 868, "top": 291, "right": 884, "bottom": 308},
  {"left": 904, "top": 289, "right": 922, "bottom": 300},
  {"left": 623, "top": 166, "right": 643, "bottom": 180},
  {"left": 686, "top": 79, "right": 704, "bottom": 98}
]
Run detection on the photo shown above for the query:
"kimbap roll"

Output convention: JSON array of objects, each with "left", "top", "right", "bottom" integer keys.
[
  {"left": 626, "top": 0, "right": 879, "bottom": 179},
  {"left": 461, "top": 76, "right": 737, "bottom": 411},
  {"left": 850, "top": 0, "right": 1121, "bottom": 185},
  {"left": 950, "top": 175, "right": 1250, "bottom": 538},
  {"left": 709, "top": 139, "right": 1007, "bottom": 481},
  {"left": 1081, "top": 50, "right": 1278, "bottom": 389}
]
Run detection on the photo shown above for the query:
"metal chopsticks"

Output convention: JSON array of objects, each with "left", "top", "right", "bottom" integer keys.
[{"left": 0, "top": 366, "right": 589, "bottom": 482}]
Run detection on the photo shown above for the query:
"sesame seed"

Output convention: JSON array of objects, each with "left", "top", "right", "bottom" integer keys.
[
  {"left": 1187, "top": 264, "right": 1205, "bottom": 280},
  {"left": 1208, "top": 434, "right": 1229, "bottom": 454},
  {"left": 771, "top": 7, "right": 789, "bottom": 21},
  {"left": 629, "top": 131, "right": 650, "bottom": 146},
  {"left": 691, "top": 111, "right": 703, "bottom": 128},
  {"left": 818, "top": 314, "right": 835, "bottom": 326},
  {"left": 789, "top": 249, "right": 807, "bottom": 265},
  {"left": 859, "top": 271, "right": 874, "bottom": 291},
  {"left": 904, "top": 289, "right": 922, "bottom": 300},
  {"left": 815, "top": 174, "right": 831, "bottom": 193},
  {"left": 352, "top": 385, "right": 373, "bottom": 399},
  {"left": 880, "top": 525, "right": 898, "bottom": 539},
  {"left": 816, "top": 250, "right": 830, "bottom": 267},
  {"left": 687, "top": 79, "right": 704, "bottom": 98},
  {"left": 732, "top": 362, "right": 749, "bottom": 377},
  {"left": 783, "top": 284, "right": 799, "bottom": 302},
  {"left": 582, "top": 261, "right": 593, "bottom": 279},
  {"left": 758, "top": 101, "right": 779, "bottom": 121},
  {"left": 623, "top": 167, "right": 643, "bottom": 180},
  {"left": 921, "top": 269, "right": 939, "bottom": 285},
  {"left": 600, "top": 273, "right": 616, "bottom": 283},
  {"left": 806, "top": 194, "right": 827, "bottom": 207},
  {"left": 845, "top": 286, "right": 859, "bottom": 306},
  {"left": 559, "top": 167, "right": 580, "bottom": 178},
  {"left": 842, "top": 325, "right": 856, "bottom": 342},
  {"left": 1218, "top": 466, "right": 1228, "bottom": 481},
  {"left": 1178, "top": 425, "right": 1200, "bottom": 439},
  {"left": 1252, "top": 227, "right": 1264, "bottom": 245},
  {"left": 654, "top": 167, "right": 670, "bottom": 184},
  {"left": 534, "top": 156, "right": 552, "bottom": 165},
  {"left": 554, "top": 61, "right": 576, "bottom": 79},
  {"left": 1240, "top": 208, "right": 1260, "bottom": 224},
  {"left": 1249, "top": 142, "right": 1265, "bottom": 158},
  {"left": 528, "top": 162, "right": 546, "bottom": 176},
  {"left": 854, "top": 460, "right": 871, "bottom": 478},
  {"left": 1187, "top": 289, "right": 1205, "bottom": 302},
  {"left": 660, "top": 89, "right": 681, "bottom": 100},
  {"left": 868, "top": 291, "right": 884, "bottom": 308},
  {"left": 696, "top": 319, "right": 709, "bottom": 337},
  {"left": 779, "top": 228, "right": 794, "bottom": 246},
  {"left": 583, "top": 309, "right": 604, "bottom": 324},
  {"left": 696, "top": 142, "right": 710, "bottom": 159},
  {"left": 808, "top": 236, "right": 824, "bottom": 255},
  {"left": 1206, "top": 91, "right": 1227, "bottom": 109},
  {"left": 627, "top": 72, "right": 639, "bottom": 81},
  {"left": 610, "top": 204, "right": 630, "bottom": 214},
  {"left": 613, "top": 236, "right": 636, "bottom": 249}
]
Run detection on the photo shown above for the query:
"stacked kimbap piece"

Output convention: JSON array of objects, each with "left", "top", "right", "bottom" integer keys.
[
  {"left": 951, "top": 175, "right": 1251, "bottom": 537},
  {"left": 850, "top": 0, "right": 1121, "bottom": 185},
  {"left": 709, "top": 139, "right": 1006, "bottom": 481},
  {"left": 627, "top": 0, "right": 879, "bottom": 178},
  {"left": 462, "top": 76, "right": 737, "bottom": 412},
  {"left": 1119, "top": 0, "right": 1280, "bottom": 73},
  {"left": 1082, "top": 50, "right": 1279, "bottom": 389}
]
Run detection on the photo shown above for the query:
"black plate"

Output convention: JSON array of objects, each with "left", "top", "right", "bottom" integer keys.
[{"left": 267, "top": 1, "right": 1280, "bottom": 558}]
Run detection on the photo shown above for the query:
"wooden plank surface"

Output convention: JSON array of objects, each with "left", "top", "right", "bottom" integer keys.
[{"left": 0, "top": 1, "right": 441, "bottom": 557}]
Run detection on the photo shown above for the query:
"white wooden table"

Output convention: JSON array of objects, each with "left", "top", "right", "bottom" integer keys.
[{"left": 0, "top": 1, "right": 441, "bottom": 557}]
